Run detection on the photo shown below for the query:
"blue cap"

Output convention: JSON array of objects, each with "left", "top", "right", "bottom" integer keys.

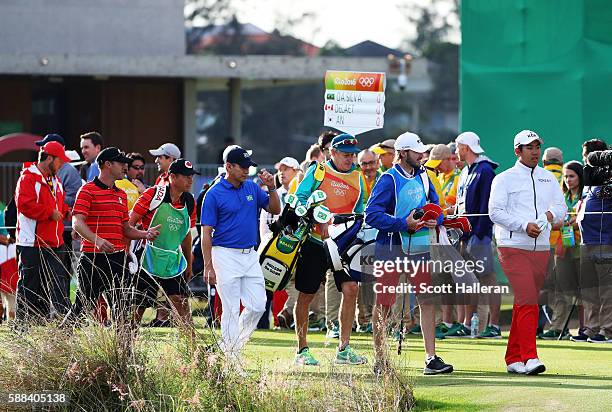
[
  {"left": 226, "top": 147, "right": 258, "bottom": 168},
  {"left": 330, "top": 133, "right": 360, "bottom": 154},
  {"left": 35, "top": 133, "right": 65, "bottom": 147}
]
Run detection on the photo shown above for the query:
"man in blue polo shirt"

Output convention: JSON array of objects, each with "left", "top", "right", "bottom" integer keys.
[{"left": 201, "top": 147, "right": 280, "bottom": 366}]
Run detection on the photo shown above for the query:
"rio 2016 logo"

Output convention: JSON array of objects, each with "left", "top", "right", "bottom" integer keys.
[{"left": 359, "top": 77, "right": 375, "bottom": 87}]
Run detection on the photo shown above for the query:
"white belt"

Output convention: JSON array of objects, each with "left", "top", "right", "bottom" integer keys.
[{"left": 214, "top": 246, "right": 255, "bottom": 254}]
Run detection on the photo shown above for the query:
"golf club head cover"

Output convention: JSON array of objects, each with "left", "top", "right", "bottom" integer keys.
[
  {"left": 420, "top": 203, "right": 443, "bottom": 222},
  {"left": 443, "top": 216, "right": 472, "bottom": 234}
]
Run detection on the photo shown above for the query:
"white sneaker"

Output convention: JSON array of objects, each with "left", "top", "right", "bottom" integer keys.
[
  {"left": 506, "top": 362, "right": 526, "bottom": 374},
  {"left": 525, "top": 358, "right": 546, "bottom": 375}
]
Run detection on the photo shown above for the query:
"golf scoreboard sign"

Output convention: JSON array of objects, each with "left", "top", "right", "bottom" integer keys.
[{"left": 323, "top": 70, "right": 386, "bottom": 136}]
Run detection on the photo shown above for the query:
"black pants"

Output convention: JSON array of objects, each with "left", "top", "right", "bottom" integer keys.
[
  {"left": 66, "top": 251, "right": 132, "bottom": 324},
  {"left": 16, "top": 246, "right": 71, "bottom": 324}
]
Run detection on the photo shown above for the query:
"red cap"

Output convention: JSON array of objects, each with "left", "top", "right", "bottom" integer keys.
[{"left": 41, "top": 141, "right": 71, "bottom": 163}]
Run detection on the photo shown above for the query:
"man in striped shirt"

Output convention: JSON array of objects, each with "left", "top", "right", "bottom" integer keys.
[{"left": 64, "top": 147, "right": 160, "bottom": 325}]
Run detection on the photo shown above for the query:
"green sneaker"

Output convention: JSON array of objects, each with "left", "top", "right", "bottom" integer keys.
[
  {"left": 335, "top": 345, "right": 368, "bottom": 365},
  {"left": 294, "top": 348, "right": 320, "bottom": 366},
  {"left": 445, "top": 323, "right": 471, "bottom": 338},
  {"left": 540, "top": 328, "right": 569, "bottom": 340},
  {"left": 408, "top": 324, "right": 422, "bottom": 335},
  {"left": 443, "top": 322, "right": 463, "bottom": 337},
  {"left": 357, "top": 322, "right": 373, "bottom": 333},
  {"left": 308, "top": 318, "right": 325, "bottom": 332},
  {"left": 478, "top": 325, "right": 502, "bottom": 339},
  {"left": 326, "top": 322, "right": 340, "bottom": 339},
  {"left": 435, "top": 323, "right": 447, "bottom": 340}
]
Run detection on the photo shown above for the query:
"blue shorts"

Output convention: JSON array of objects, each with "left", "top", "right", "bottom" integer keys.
[{"left": 465, "top": 235, "right": 495, "bottom": 276}]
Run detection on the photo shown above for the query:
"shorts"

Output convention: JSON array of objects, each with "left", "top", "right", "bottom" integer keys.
[
  {"left": 134, "top": 271, "right": 191, "bottom": 309},
  {"left": 373, "top": 253, "right": 433, "bottom": 307},
  {"left": 294, "top": 239, "right": 353, "bottom": 294},
  {"left": 464, "top": 235, "right": 495, "bottom": 276}
]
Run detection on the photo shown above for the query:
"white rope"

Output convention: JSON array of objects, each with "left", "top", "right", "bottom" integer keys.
[{"left": 449, "top": 211, "right": 612, "bottom": 217}]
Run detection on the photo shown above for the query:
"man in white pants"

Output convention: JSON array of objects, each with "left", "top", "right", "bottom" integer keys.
[{"left": 201, "top": 147, "right": 280, "bottom": 367}]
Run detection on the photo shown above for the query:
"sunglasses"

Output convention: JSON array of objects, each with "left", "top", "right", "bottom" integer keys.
[
  {"left": 359, "top": 160, "right": 377, "bottom": 167},
  {"left": 333, "top": 138, "right": 358, "bottom": 147}
]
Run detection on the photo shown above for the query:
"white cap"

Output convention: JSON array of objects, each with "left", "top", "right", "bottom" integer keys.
[
  {"left": 394, "top": 132, "right": 428, "bottom": 153},
  {"left": 149, "top": 143, "right": 181, "bottom": 158},
  {"left": 65, "top": 150, "right": 81, "bottom": 161},
  {"left": 456, "top": 131, "right": 484, "bottom": 154},
  {"left": 275, "top": 156, "right": 300, "bottom": 170},
  {"left": 514, "top": 130, "right": 543, "bottom": 148},
  {"left": 222, "top": 144, "right": 252, "bottom": 163}
]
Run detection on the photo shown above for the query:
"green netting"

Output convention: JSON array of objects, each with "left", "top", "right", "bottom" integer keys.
[{"left": 461, "top": 0, "right": 612, "bottom": 168}]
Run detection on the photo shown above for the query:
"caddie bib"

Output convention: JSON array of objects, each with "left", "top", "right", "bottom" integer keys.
[
  {"left": 388, "top": 167, "right": 429, "bottom": 254},
  {"left": 141, "top": 202, "right": 190, "bottom": 278},
  {"left": 318, "top": 165, "right": 361, "bottom": 214},
  {"left": 313, "top": 164, "right": 361, "bottom": 237}
]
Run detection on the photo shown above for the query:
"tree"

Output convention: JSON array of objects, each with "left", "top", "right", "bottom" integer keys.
[
  {"left": 399, "top": 0, "right": 459, "bottom": 55},
  {"left": 397, "top": 0, "right": 460, "bottom": 141},
  {"left": 319, "top": 40, "right": 349, "bottom": 57},
  {"left": 184, "top": 0, "right": 234, "bottom": 27}
]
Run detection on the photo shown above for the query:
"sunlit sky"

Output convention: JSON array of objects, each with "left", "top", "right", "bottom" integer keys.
[{"left": 223, "top": 0, "right": 459, "bottom": 49}]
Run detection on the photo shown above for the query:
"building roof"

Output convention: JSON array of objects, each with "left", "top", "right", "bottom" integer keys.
[{"left": 345, "top": 40, "right": 408, "bottom": 58}]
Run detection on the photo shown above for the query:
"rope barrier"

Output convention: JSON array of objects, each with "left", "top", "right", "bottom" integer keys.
[{"left": 1, "top": 210, "right": 612, "bottom": 231}]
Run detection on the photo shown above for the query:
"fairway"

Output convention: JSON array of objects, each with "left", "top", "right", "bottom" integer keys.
[{"left": 241, "top": 329, "right": 612, "bottom": 411}]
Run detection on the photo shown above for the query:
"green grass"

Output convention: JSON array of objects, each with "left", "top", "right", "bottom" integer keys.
[
  {"left": 237, "top": 329, "right": 611, "bottom": 412},
  {"left": 2, "top": 322, "right": 610, "bottom": 411}
]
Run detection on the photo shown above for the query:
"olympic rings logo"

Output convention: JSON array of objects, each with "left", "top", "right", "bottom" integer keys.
[
  {"left": 334, "top": 188, "right": 346, "bottom": 196},
  {"left": 169, "top": 224, "right": 179, "bottom": 231},
  {"left": 359, "top": 77, "right": 375, "bottom": 87}
]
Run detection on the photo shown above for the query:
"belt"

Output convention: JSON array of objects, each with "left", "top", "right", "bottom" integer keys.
[{"left": 215, "top": 246, "right": 255, "bottom": 254}]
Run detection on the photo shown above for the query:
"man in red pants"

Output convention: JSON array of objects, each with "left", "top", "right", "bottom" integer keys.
[{"left": 489, "top": 130, "right": 566, "bottom": 375}]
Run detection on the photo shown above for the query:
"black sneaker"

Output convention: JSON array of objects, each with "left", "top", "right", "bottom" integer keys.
[
  {"left": 277, "top": 310, "right": 293, "bottom": 329},
  {"left": 570, "top": 328, "right": 589, "bottom": 342},
  {"left": 424, "top": 356, "right": 454, "bottom": 375},
  {"left": 587, "top": 334, "right": 612, "bottom": 343}
]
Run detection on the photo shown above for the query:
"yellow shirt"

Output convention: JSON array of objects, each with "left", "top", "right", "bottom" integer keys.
[
  {"left": 544, "top": 164, "right": 563, "bottom": 185},
  {"left": 438, "top": 169, "right": 460, "bottom": 208},
  {"left": 287, "top": 176, "right": 299, "bottom": 194},
  {"left": 426, "top": 168, "right": 447, "bottom": 213},
  {"left": 115, "top": 179, "right": 139, "bottom": 211},
  {"left": 361, "top": 170, "right": 381, "bottom": 203}
]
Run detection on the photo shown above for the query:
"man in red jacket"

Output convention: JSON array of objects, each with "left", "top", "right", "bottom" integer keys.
[{"left": 15, "top": 141, "right": 71, "bottom": 325}]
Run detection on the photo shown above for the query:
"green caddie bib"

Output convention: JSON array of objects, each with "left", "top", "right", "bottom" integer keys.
[{"left": 141, "top": 201, "right": 190, "bottom": 278}]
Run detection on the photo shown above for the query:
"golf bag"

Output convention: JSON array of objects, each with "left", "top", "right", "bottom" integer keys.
[
  {"left": 323, "top": 214, "right": 378, "bottom": 282},
  {"left": 259, "top": 191, "right": 331, "bottom": 292}
]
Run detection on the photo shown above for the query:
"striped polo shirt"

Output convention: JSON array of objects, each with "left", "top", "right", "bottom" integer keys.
[
  {"left": 73, "top": 177, "right": 129, "bottom": 253},
  {"left": 132, "top": 186, "right": 196, "bottom": 230}
]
